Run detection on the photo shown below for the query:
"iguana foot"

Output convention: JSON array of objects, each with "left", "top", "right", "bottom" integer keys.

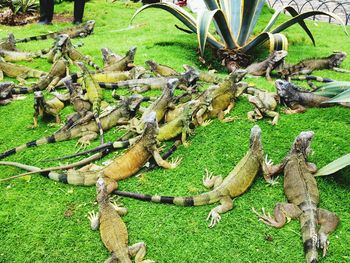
[
  {"left": 87, "top": 211, "right": 99, "bottom": 230},
  {"left": 221, "top": 116, "right": 236, "bottom": 123},
  {"left": 182, "top": 141, "right": 190, "bottom": 147},
  {"left": 110, "top": 201, "right": 128, "bottom": 215},
  {"left": 201, "top": 120, "right": 212, "bottom": 127},
  {"left": 317, "top": 233, "right": 329, "bottom": 257},
  {"left": 252, "top": 207, "right": 280, "bottom": 227},
  {"left": 202, "top": 169, "right": 214, "bottom": 188},
  {"left": 169, "top": 157, "right": 182, "bottom": 169},
  {"left": 207, "top": 209, "right": 221, "bottom": 228},
  {"left": 75, "top": 140, "right": 90, "bottom": 152}
]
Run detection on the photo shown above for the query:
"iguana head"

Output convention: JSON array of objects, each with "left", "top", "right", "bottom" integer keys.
[
  {"left": 142, "top": 111, "right": 158, "bottom": 136},
  {"left": 96, "top": 176, "right": 108, "bottom": 203},
  {"left": 249, "top": 125, "right": 262, "bottom": 150},
  {"left": 127, "top": 94, "right": 146, "bottom": 116},
  {"left": 329, "top": 51, "right": 347, "bottom": 67},
  {"left": 165, "top": 78, "right": 178, "bottom": 97},
  {"left": 229, "top": 69, "right": 247, "bottom": 83},
  {"left": 291, "top": 131, "right": 314, "bottom": 158},
  {"left": 84, "top": 20, "right": 95, "bottom": 33},
  {"left": 127, "top": 46, "right": 137, "bottom": 61},
  {"left": 181, "top": 68, "right": 200, "bottom": 86},
  {"left": 0, "top": 82, "right": 15, "bottom": 99},
  {"left": 34, "top": 91, "right": 45, "bottom": 109},
  {"left": 270, "top": 50, "right": 288, "bottom": 63},
  {"left": 145, "top": 60, "right": 157, "bottom": 71},
  {"left": 56, "top": 34, "right": 69, "bottom": 47},
  {"left": 275, "top": 79, "right": 301, "bottom": 105}
]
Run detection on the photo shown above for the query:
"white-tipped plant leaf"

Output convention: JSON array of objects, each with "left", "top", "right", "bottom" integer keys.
[
  {"left": 323, "top": 88, "right": 350, "bottom": 103},
  {"left": 314, "top": 81, "right": 350, "bottom": 97},
  {"left": 316, "top": 153, "right": 350, "bottom": 176}
]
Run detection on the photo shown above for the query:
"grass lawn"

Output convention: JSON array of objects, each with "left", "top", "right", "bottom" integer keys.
[{"left": 1, "top": 1, "right": 350, "bottom": 262}]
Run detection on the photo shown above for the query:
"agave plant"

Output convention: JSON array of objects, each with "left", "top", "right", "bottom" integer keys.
[
  {"left": 131, "top": 0, "right": 347, "bottom": 71},
  {"left": 316, "top": 153, "right": 350, "bottom": 177},
  {"left": 11, "top": 0, "right": 39, "bottom": 15},
  {"left": 314, "top": 81, "right": 350, "bottom": 103}
]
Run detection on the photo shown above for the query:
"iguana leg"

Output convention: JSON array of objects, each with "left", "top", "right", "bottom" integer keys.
[
  {"left": 202, "top": 169, "right": 223, "bottom": 189},
  {"left": 265, "top": 110, "right": 279, "bottom": 126},
  {"left": 284, "top": 104, "right": 306, "bottom": 114},
  {"left": 317, "top": 208, "right": 339, "bottom": 257},
  {"left": 265, "top": 66, "right": 272, "bottom": 82},
  {"left": 88, "top": 211, "right": 100, "bottom": 230},
  {"left": 252, "top": 203, "right": 302, "bottom": 228},
  {"left": 110, "top": 201, "right": 128, "bottom": 216},
  {"left": 207, "top": 196, "right": 233, "bottom": 228},
  {"left": 16, "top": 73, "right": 27, "bottom": 85},
  {"left": 76, "top": 131, "right": 98, "bottom": 151},
  {"left": 32, "top": 116, "right": 38, "bottom": 129},
  {"left": 218, "top": 103, "right": 235, "bottom": 123},
  {"left": 333, "top": 67, "right": 350, "bottom": 73},
  {"left": 264, "top": 156, "right": 285, "bottom": 177},
  {"left": 152, "top": 150, "right": 181, "bottom": 169},
  {"left": 247, "top": 111, "right": 257, "bottom": 122},
  {"left": 0, "top": 70, "right": 3, "bottom": 80},
  {"left": 47, "top": 76, "right": 60, "bottom": 91},
  {"left": 128, "top": 242, "right": 154, "bottom": 263},
  {"left": 196, "top": 106, "right": 207, "bottom": 125}
]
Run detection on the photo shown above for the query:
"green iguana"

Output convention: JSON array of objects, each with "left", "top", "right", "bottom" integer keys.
[
  {"left": 88, "top": 177, "right": 154, "bottom": 263},
  {"left": 0, "top": 95, "right": 144, "bottom": 160},
  {"left": 146, "top": 60, "right": 178, "bottom": 77},
  {"left": 246, "top": 50, "right": 288, "bottom": 81},
  {"left": 253, "top": 131, "right": 339, "bottom": 263},
  {"left": 280, "top": 52, "right": 348, "bottom": 78},
  {"left": 275, "top": 79, "right": 349, "bottom": 114},
  {"left": 0, "top": 111, "right": 180, "bottom": 185},
  {"left": 15, "top": 20, "right": 96, "bottom": 43},
  {"left": 0, "top": 48, "right": 50, "bottom": 62},
  {"left": 0, "top": 57, "right": 47, "bottom": 84},
  {"left": 114, "top": 125, "right": 273, "bottom": 228},
  {"left": 103, "top": 47, "right": 136, "bottom": 72},
  {"left": 183, "top": 64, "right": 222, "bottom": 84},
  {"left": 0, "top": 33, "right": 17, "bottom": 51}
]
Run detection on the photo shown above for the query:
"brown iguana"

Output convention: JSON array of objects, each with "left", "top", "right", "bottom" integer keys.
[
  {"left": 253, "top": 131, "right": 339, "bottom": 263},
  {"left": 88, "top": 177, "right": 154, "bottom": 263},
  {"left": 0, "top": 57, "right": 47, "bottom": 84},
  {"left": 103, "top": 47, "right": 136, "bottom": 72},
  {"left": 275, "top": 79, "right": 349, "bottom": 114},
  {"left": 0, "top": 111, "right": 180, "bottom": 185},
  {"left": 194, "top": 69, "right": 247, "bottom": 126},
  {"left": 280, "top": 52, "right": 348, "bottom": 78},
  {"left": 32, "top": 91, "right": 68, "bottom": 128},
  {"left": 245, "top": 50, "right": 288, "bottom": 81},
  {"left": 245, "top": 86, "right": 280, "bottom": 125},
  {"left": 114, "top": 125, "right": 273, "bottom": 228},
  {"left": 0, "top": 95, "right": 144, "bottom": 160},
  {"left": 15, "top": 20, "right": 96, "bottom": 43},
  {"left": 0, "top": 33, "right": 17, "bottom": 51}
]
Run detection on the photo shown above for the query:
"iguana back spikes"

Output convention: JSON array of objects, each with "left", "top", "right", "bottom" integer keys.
[{"left": 15, "top": 20, "right": 96, "bottom": 43}]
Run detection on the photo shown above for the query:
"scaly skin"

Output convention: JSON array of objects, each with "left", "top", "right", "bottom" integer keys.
[
  {"left": 0, "top": 82, "right": 16, "bottom": 105},
  {"left": 16, "top": 20, "right": 95, "bottom": 43},
  {"left": 275, "top": 79, "right": 346, "bottom": 114},
  {"left": 0, "top": 33, "right": 17, "bottom": 51},
  {"left": 195, "top": 69, "right": 247, "bottom": 125},
  {"left": 245, "top": 86, "right": 279, "bottom": 125},
  {"left": 246, "top": 50, "right": 288, "bottom": 81},
  {"left": 103, "top": 47, "right": 136, "bottom": 72},
  {"left": 253, "top": 131, "right": 339, "bottom": 263},
  {"left": 114, "top": 125, "right": 272, "bottom": 228},
  {"left": 0, "top": 57, "right": 47, "bottom": 84},
  {"left": 101, "top": 47, "right": 123, "bottom": 67},
  {"left": 183, "top": 64, "right": 222, "bottom": 84},
  {"left": 88, "top": 177, "right": 154, "bottom": 263},
  {"left": 280, "top": 52, "right": 348, "bottom": 78},
  {"left": 0, "top": 96, "right": 141, "bottom": 160},
  {"left": 0, "top": 48, "right": 49, "bottom": 62},
  {"left": 146, "top": 60, "right": 178, "bottom": 77}
]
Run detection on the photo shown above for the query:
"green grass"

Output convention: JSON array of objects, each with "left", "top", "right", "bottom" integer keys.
[{"left": 1, "top": 1, "right": 350, "bottom": 262}]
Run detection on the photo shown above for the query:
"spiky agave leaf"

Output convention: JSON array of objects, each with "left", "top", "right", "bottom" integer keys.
[
  {"left": 323, "top": 88, "right": 350, "bottom": 103},
  {"left": 314, "top": 81, "right": 350, "bottom": 98},
  {"left": 242, "top": 10, "right": 348, "bottom": 53},
  {"left": 316, "top": 153, "right": 350, "bottom": 176}
]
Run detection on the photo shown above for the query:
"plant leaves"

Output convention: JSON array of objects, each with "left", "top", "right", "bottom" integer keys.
[
  {"left": 316, "top": 153, "right": 350, "bottom": 176},
  {"left": 314, "top": 81, "right": 350, "bottom": 98},
  {"left": 323, "top": 88, "right": 350, "bottom": 103},
  {"left": 268, "top": 33, "right": 288, "bottom": 51}
]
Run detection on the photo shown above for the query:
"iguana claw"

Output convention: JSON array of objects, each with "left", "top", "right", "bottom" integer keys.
[
  {"left": 88, "top": 211, "right": 99, "bottom": 230},
  {"left": 317, "top": 233, "right": 329, "bottom": 257},
  {"left": 202, "top": 169, "right": 214, "bottom": 188},
  {"left": 207, "top": 210, "right": 221, "bottom": 228},
  {"left": 201, "top": 120, "right": 212, "bottom": 127},
  {"left": 169, "top": 157, "right": 182, "bottom": 169},
  {"left": 252, "top": 207, "right": 279, "bottom": 227}
]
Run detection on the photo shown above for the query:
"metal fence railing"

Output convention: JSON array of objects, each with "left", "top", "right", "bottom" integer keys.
[{"left": 266, "top": 0, "right": 350, "bottom": 25}]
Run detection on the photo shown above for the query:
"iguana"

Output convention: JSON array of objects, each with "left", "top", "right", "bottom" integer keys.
[
  {"left": 0, "top": 48, "right": 50, "bottom": 62},
  {"left": 291, "top": 75, "right": 334, "bottom": 90},
  {"left": 15, "top": 20, "right": 96, "bottom": 43},
  {"left": 253, "top": 131, "right": 339, "bottom": 263},
  {"left": 194, "top": 69, "right": 247, "bottom": 126},
  {"left": 103, "top": 47, "right": 136, "bottom": 72},
  {"left": 0, "top": 111, "right": 180, "bottom": 185},
  {"left": 146, "top": 60, "right": 178, "bottom": 77},
  {"left": 280, "top": 52, "right": 348, "bottom": 78},
  {"left": 245, "top": 50, "right": 288, "bottom": 81},
  {"left": 101, "top": 47, "right": 123, "bottom": 67},
  {"left": 245, "top": 86, "right": 280, "bottom": 125},
  {"left": 114, "top": 125, "right": 272, "bottom": 228},
  {"left": 0, "top": 95, "right": 144, "bottom": 160},
  {"left": 77, "top": 61, "right": 105, "bottom": 144},
  {"left": 88, "top": 177, "right": 154, "bottom": 263},
  {"left": 183, "top": 64, "right": 222, "bottom": 84},
  {"left": 0, "top": 82, "right": 16, "bottom": 105},
  {"left": 0, "top": 33, "right": 17, "bottom": 51},
  {"left": 32, "top": 91, "right": 68, "bottom": 128},
  {"left": 275, "top": 79, "right": 349, "bottom": 114},
  {"left": 0, "top": 57, "right": 47, "bottom": 84}
]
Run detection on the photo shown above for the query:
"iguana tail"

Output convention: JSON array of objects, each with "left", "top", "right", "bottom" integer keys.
[
  {"left": 0, "top": 132, "right": 70, "bottom": 160},
  {"left": 0, "top": 161, "right": 98, "bottom": 185},
  {"left": 300, "top": 203, "right": 319, "bottom": 263},
  {"left": 11, "top": 86, "right": 33, "bottom": 94},
  {"left": 98, "top": 82, "right": 120, "bottom": 89},
  {"left": 16, "top": 32, "right": 60, "bottom": 43},
  {"left": 113, "top": 189, "right": 222, "bottom": 206},
  {"left": 291, "top": 75, "right": 334, "bottom": 83}
]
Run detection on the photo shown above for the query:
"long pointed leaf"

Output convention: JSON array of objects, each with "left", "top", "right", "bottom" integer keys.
[
  {"left": 225, "top": 0, "right": 243, "bottom": 40},
  {"left": 314, "top": 81, "right": 350, "bottom": 97},
  {"left": 315, "top": 153, "right": 350, "bottom": 176},
  {"left": 203, "top": 0, "right": 219, "bottom": 11},
  {"left": 210, "top": 9, "right": 238, "bottom": 49},
  {"left": 263, "top": 5, "right": 315, "bottom": 45},
  {"left": 237, "top": 0, "right": 265, "bottom": 46},
  {"left": 324, "top": 88, "right": 350, "bottom": 103},
  {"left": 197, "top": 10, "right": 219, "bottom": 56}
]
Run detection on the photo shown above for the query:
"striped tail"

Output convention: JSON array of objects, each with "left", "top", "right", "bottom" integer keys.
[
  {"left": 11, "top": 86, "right": 33, "bottom": 94},
  {"left": 300, "top": 204, "right": 319, "bottom": 263},
  {"left": 113, "top": 190, "right": 222, "bottom": 207},
  {"left": 86, "top": 59, "right": 100, "bottom": 71},
  {"left": 16, "top": 32, "right": 59, "bottom": 43},
  {"left": 291, "top": 75, "right": 334, "bottom": 83},
  {"left": 98, "top": 82, "right": 120, "bottom": 89},
  {"left": 0, "top": 134, "right": 64, "bottom": 160}
]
